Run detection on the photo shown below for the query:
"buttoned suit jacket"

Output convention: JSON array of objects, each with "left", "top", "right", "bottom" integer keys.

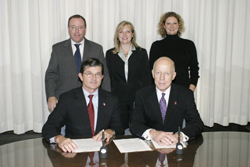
[
  {"left": 130, "top": 84, "right": 204, "bottom": 139},
  {"left": 106, "top": 47, "right": 151, "bottom": 102},
  {"left": 45, "top": 38, "right": 111, "bottom": 100},
  {"left": 42, "top": 86, "right": 123, "bottom": 141}
]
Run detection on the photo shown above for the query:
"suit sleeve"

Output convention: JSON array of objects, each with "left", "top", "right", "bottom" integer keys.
[
  {"left": 105, "top": 50, "right": 112, "bottom": 80},
  {"left": 45, "top": 45, "right": 59, "bottom": 100},
  {"left": 109, "top": 95, "right": 124, "bottom": 135},
  {"left": 97, "top": 46, "right": 111, "bottom": 92},
  {"left": 42, "top": 95, "right": 67, "bottom": 141},
  {"left": 181, "top": 90, "right": 204, "bottom": 139},
  {"left": 130, "top": 91, "right": 150, "bottom": 137}
]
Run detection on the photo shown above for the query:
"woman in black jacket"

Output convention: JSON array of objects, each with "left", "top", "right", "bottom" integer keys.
[{"left": 106, "top": 21, "right": 151, "bottom": 130}]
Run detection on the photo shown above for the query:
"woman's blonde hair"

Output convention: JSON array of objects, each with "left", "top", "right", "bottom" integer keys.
[
  {"left": 158, "top": 12, "right": 185, "bottom": 38},
  {"left": 112, "top": 21, "right": 140, "bottom": 54}
]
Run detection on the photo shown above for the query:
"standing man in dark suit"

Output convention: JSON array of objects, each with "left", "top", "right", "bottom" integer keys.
[
  {"left": 130, "top": 57, "right": 203, "bottom": 145},
  {"left": 42, "top": 58, "right": 123, "bottom": 152},
  {"left": 45, "top": 14, "right": 110, "bottom": 112}
]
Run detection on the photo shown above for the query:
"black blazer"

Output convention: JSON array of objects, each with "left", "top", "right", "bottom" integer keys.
[
  {"left": 130, "top": 84, "right": 204, "bottom": 139},
  {"left": 42, "top": 87, "right": 123, "bottom": 141},
  {"left": 106, "top": 47, "right": 151, "bottom": 102}
]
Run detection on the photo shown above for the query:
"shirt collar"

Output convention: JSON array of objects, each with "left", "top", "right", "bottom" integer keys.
[
  {"left": 71, "top": 38, "right": 85, "bottom": 46},
  {"left": 118, "top": 44, "right": 136, "bottom": 61},
  {"left": 118, "top": 44, "right": 136, "bottom": 53},
  {"left": 155, "top": 85, "right": 171, "bottom": 102},
  {"left": 82, "top": 87, "right": 98, "bottom": 98}
]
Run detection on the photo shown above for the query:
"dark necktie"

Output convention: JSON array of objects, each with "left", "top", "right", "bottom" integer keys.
[
  {"left": 159, "top": 93, "right": 167, "bottom": 122},
  {"left": 158, "top": 153, "right": 166, "bottom": 166},
  {"left": 88, "top": 95, "right": 95, "bottom": 136},
  {"left": 74, "top": 44, "right": 81, "bottom": 73}
]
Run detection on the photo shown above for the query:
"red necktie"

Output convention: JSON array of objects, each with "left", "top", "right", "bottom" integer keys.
[
  {"left": 88, "top": 95, "right": 95, "bottom": 136},
  {"left": 88, "top": 152, "right": 95, "bottom": 166}
]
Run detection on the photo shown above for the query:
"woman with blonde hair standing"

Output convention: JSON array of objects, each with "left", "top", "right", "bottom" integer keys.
[{"left": 106, "top": 21, "right": 151, "bottom": 130}]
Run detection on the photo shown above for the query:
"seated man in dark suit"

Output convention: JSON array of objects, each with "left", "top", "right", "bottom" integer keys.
[
  {"left": 130, "top": 57, "right": 204, "bottom": 145},
  {"left": 42, "top": 58, "right": 123, "bottom": 152}
]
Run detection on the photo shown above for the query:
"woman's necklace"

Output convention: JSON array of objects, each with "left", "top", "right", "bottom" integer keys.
[{"left": 124, "top": 53, "right": 128, "bottom": 58}]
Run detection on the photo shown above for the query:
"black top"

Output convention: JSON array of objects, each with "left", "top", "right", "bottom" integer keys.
[
  {"left": 106, "top": 47, "right": 151, "bottom": 103},
  {"left": 149, "top": 34, "right": 199, "bottom": 88}
]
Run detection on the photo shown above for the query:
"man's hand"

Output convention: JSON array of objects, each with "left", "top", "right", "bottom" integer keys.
[
  {"left": 48, "top": 96, "right": 58, "bottom": 112},
  {"left": 93, "top": 129, "right": 114, "bottom": 142},
  {"left": 55, "top": 135, "right": 78, "bottom": 153},
  {"left": 149, "top": 129, "right": 178, "bottom": 146}
]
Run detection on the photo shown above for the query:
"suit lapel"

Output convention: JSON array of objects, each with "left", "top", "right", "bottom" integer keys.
[
  {"left": 95, "top": 89, "right": 106, "bottom": 133},
  {"left": 75, "top": 87, "right": 92, "bottom": 134},
  {"left": 164, "top": 84, "right": 179, "bottom": 126},
  {"left": 114, "top": 53, "right": 126, "bottom": 81},
  {"left": 127, "top": 50, "right": 137, "bottom": 81},
  {"left": 147, "top": 87, "right": 163, "bottom": 125},
  {"left": 83, "top": 38, "right": 91, "bottom": 61},
  {"left": 64, "top": 39, "right": 78, "bottom": 75}
]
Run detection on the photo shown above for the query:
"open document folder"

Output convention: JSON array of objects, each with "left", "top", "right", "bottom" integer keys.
[
  {"left": 151, "top": 139, "right": 187, "bottom": 149},
  {"left": 113, "top": 138, "right": 152, "bottom": 153}
]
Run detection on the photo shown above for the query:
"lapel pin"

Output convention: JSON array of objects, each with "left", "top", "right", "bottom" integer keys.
[
  {"left": 175, "top": 102, "right": 177, "bottom": 105},
  {"left": 103, "top": 103, "right": 106, "bottom": 106}
]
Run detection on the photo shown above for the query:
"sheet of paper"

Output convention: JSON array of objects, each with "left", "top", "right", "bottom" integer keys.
[
  {"left": 72, "top": 138, "right": 102, "bottom": 153},
  {"left": 151, "top": 139, "right": 187, "bottom": 149},
  {"left": 113, "top": 138, "right": 152, "bottom": 153}
]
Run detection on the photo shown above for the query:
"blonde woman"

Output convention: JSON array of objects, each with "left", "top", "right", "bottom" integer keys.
[{"left": 106, "top": 21, "right": 151, "bottom": 130}]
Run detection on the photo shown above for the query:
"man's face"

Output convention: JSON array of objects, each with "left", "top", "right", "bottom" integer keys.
[
  {"left": 78, "top": 66, "right": 104, "bottom": 93},
  {"left": 68, "top": 18, "right": 86, "bottom": 43},
  {"left": 152, "top": 59, "right": 176, "bottom": 92}
]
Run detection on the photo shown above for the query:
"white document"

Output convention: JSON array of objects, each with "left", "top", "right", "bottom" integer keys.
[
  {"left": 113, "top": 138, "right": 152, "bottom": 153},
  {"left": 151, "top": 139, "right": 187, "bottom": 149},
  {"left": 72, "top": 138, "right": 102, "bottom": 153}
]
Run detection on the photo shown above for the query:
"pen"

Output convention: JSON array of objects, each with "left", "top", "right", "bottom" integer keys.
[
  {"left": 102, "top": 129, "right": 104, "bottom": 140},
  {"left": 102, "top": 129, "right": 105, "bottom": 146}
]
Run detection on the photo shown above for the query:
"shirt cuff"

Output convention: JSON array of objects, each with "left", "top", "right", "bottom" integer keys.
[
  {"left": 142, "top": 129, "right": 154, "bottom": 140},
  {"left": 50, "top": 136, "right": 57, "bottom": 144},
  {"left": 181, "top": 132, "right": 189, "bottom": 142}
]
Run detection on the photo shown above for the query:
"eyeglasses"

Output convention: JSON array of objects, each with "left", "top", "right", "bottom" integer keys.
[
  {"left": 84, "top": 72, "right": 103, "bottom": 78},
  {"left": 70, "top": 26, "right": 84, "bottom": 31}
]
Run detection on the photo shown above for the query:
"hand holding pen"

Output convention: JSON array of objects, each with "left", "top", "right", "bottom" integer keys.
[{"left": 93, "top": 129, "right": 114, "bottom": 142}]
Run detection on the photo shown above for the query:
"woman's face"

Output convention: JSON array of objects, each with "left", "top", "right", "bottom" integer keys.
[
  {"left": 163, "top": 16, "right": 179, "bottom": 35},
  {"left": 118, "top": 25, "right": 133, "bottom": 45}
]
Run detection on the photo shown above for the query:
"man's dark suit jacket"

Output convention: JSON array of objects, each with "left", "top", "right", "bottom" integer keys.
[
  {"left": 42, "top": 87, "right": 123, "bottom": 141},
  {"left": 45, "top": 38, "right": 111, "bottom": 100},
  {"left": 105, "top": 47, "right": 151, "bottom": 102},
  {"left": 130, "top": 84, "right": 204, "bottom": 139}
]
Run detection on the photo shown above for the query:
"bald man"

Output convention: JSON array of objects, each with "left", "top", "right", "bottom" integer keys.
[{"left": 130, "top": 57, "right": 203, "bottom": 146}]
